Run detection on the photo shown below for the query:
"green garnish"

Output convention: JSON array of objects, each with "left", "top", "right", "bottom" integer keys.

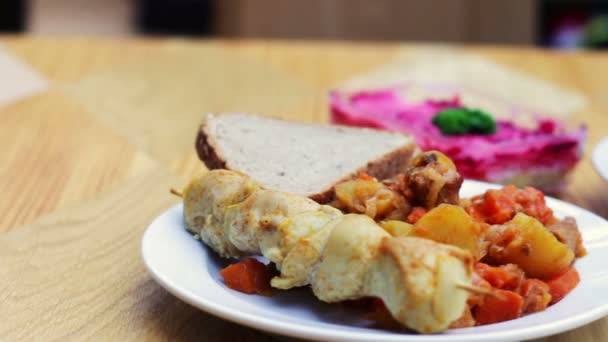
[{"left": 432, "top": 108, "right": 496, "bottom": 135}]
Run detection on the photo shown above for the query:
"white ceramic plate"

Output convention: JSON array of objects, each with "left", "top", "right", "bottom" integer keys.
[
  {"left": 142, "top": 180, "right": 608, "bottom": 342},
  {"left": 593, "top": 137, "right": 608, "bottom": 181}
]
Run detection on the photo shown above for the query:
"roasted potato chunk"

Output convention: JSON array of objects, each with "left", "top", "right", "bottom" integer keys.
[
  {"left": 411, "top": 204, "right": 485, "bottom": 260},
  {"left": 381, "top": 220, "right": 414, "bottom": 237}
]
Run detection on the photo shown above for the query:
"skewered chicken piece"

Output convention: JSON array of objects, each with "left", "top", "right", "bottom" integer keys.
[{"left": 182, "top": 169, "right": 474, "bottom": 333}]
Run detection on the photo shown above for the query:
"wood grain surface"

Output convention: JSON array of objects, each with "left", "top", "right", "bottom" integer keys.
[{"left": 0, "top": 37, "right": 607, "bottom": 342}]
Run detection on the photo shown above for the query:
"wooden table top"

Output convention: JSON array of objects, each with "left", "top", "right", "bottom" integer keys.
[{"left": 1, "top": 37, "right": 607, "bottom": 341}]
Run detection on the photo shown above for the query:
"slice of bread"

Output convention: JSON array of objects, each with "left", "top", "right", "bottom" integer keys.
[{"left": 196, "top": 113, "right": 419, "bottom": 202}]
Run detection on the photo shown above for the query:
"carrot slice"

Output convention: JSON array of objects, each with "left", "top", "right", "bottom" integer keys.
[
  {"left": 474, "top": 289, "right": 523, "bottom": 325},
  {"left": 220, "top": 258, "right": 274, "bottom": 295},
  {"left": 545, "top": 267, "right": 580, "bottom": 304}
]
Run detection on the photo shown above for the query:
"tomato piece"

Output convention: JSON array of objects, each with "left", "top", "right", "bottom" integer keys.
[
  {"left": 483, "top": 189, "right": 517, "bottom": 224},
  {"left": 545, "top": 267, "right": 580, "bottom": 304},
  {"left": 475, "top": 263, "right": 524, "bottom": 291},
  {"left": 358, "top": 172, "right": 375, "bottom": 181},
  {"left": 516, "top": 187, "right": 555, "bottom": 225},
  {"left": 220, "top": 258, "right": 274, "bottom": 295},
  {"left": 467, "top": 185, "right": 556, "bottom": 225},
  {"left": 406, "top": 207, "right": 427, "bottom": 224},
  {"left": 474, "top": 289, "right": 523, "bottom": 325}
]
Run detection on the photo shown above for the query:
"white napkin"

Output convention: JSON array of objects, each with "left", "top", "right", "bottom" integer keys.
[{"left": 0, "top": 45, "right": 49, "bottom": 107}]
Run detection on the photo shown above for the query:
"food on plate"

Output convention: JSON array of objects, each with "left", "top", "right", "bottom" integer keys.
[
  {"left": 380, "top": 220, "right": 414, "bottom": 237},
  {"left": 473, "top": 288, "right": 524, "bottom": 325},
  {"left": 547, "top": 217, "right": 587, "bottom": 258},
  {"left": 182, "top": 169, "right": 474, "bottom": 333},
  {"left": 196, "top": 113, "right": 419, "bottom": 202},
  {"left": 520, "top": 278, "right": 552, "bottom": 313},
  {"left": 465, "top": 185, "right": 587, "bottom": 258},
  {"left": 324, "top": 155, "right": 584, "bottom": 326},
  {"left": 330, "top": 89, "right": 586, "bottom": 192},
  {"left": 177, "top": 118, "right": 585, "bottom": 333},
  {"left": 401, "top": 150, "right": 463, "bottom": 209},
  {"left": 545, "top": 267, "right": 580, "bottom": 304},
  {"left": 467, "top": 262, "right": 574, "bottom": 325},
  {"left": 219, "top": 258, "right": 275, "bottom": 295},
  {"left": 484, "top": 213, "right": 575, "bottom": 279},
  {"left": 330, "top": 151, "right": 462, "bottom": 219},
  {"left": 332, "top": 176, "right": 409, "bottom": 221},
  {"left": 465, "top": 185, "right": 555, "bottom": 225},
  {"left": 411, "top": 204, "right": 487, "bottom": 260}
]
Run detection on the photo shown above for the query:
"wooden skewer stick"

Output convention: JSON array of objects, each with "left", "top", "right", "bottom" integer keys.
[
  {"left": 170, "top": 188, "right": 183, "bottom": 198},
  {"left": 456, "top": 283, "right": 505, "bottom": 300}
]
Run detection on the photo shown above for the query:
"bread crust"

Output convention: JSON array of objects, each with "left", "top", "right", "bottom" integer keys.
[
  {"left": 196, "top": 117, "right": 227, "bottom": 170},
  {"left": 195, "top": 116, "right": 419, "bottom": 203}
]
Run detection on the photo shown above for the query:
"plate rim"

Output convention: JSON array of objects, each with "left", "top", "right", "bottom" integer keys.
[
  {"left": 592, "top": 136, "right": 608, "bottom": 181},
  {"left": 142, "top": 180, "right": 608, "bottom": 342}
]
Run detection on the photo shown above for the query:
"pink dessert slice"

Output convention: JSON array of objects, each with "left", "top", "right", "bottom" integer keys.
[{"left": 330, "top": 89, "right": 586, "bottom": 192}]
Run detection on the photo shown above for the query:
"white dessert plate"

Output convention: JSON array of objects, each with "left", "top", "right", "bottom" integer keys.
[
  {"left": 142, "top": 180, "right": 608, "bottom": 342},
  {"left": 593, "top": 136, "right": 608, "bottom": 181}
]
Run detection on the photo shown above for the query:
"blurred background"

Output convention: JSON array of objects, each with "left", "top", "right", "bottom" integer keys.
[{"left": 1, "top": 0, "right": 608, "bottom": 49}]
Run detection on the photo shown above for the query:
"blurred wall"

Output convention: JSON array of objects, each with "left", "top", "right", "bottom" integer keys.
[
  {"left": 22, "top": 0, "right": 536, "bottom": 45},
  {"left": 216, "top": 0, "right": 536, "bottom": 44},
  {"left": 28, "top": 0, "right": 134, "bottom": 35}
]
